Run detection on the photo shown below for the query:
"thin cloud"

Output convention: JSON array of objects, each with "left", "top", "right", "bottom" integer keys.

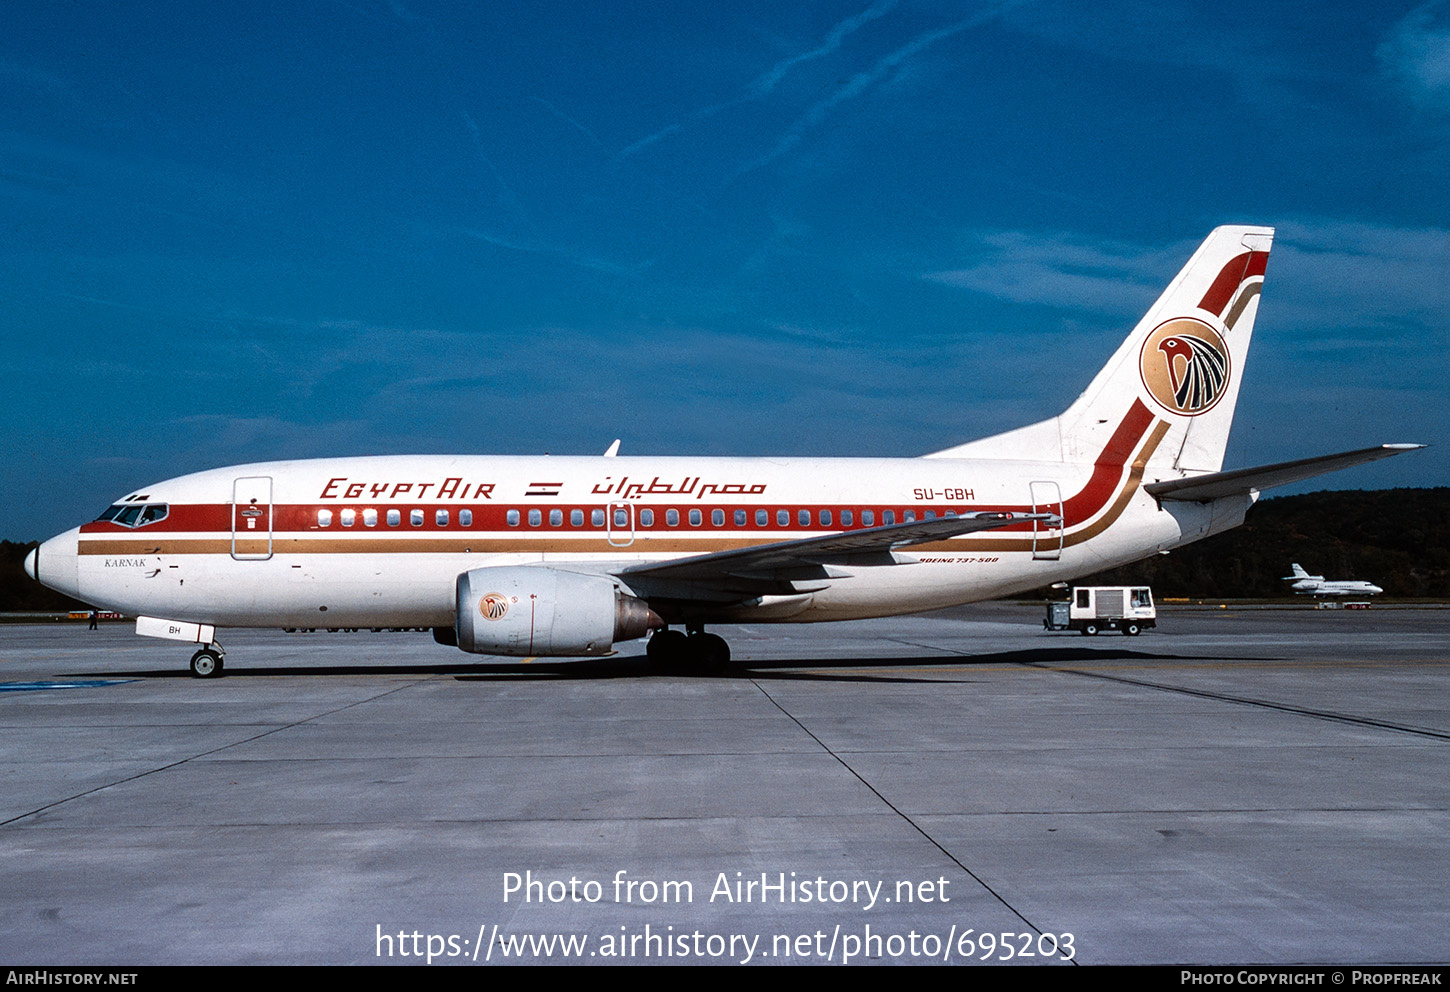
[
  {"left": 923, "top": 229, "right": 1185, "bottom": 318},
  {"left": 1377, "top": 1, "right": 1450, "bottom": 108},
  {"left": 1269, "top": 220, "right": 1450, "bottom": 334},
  {"left": 926, "top": 222, "right": 1450, "bottom": 340},
  {"left": 461, "top": 227, "right": 653, "bottom": 276}
]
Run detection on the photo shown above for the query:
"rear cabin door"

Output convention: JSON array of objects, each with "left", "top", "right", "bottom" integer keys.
[
  {"left": 231, "top": 476, "right": 274, "bottom": 560},
  {"left": 1030, "top": 481, "right": 1063, "bottom": 560}
]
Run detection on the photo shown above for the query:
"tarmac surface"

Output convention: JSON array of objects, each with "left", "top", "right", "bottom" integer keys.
[{"left": 1, "top": 603, "right": 1446, "bottom": 966}]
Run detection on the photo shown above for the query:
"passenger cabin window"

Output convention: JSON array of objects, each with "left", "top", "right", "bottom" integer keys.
[
  {"left": 798, "top": 509, "right": 810, "bottom": 527},
  {"left": 387, "top": 509, "right": 401, "bottom": 527},
  {"left": 436, "top": 509, "right": 449, "bottom": 527},
  {"left": 363, "top": 509, "right": 378, "bottom": 527},
  {"left": 459, "top": 509, "right": 473, "bottom": 527},
  {"left": 711, "top": 509, "right": 723, "bottom": 526},
  {"left": 507, "top": 510, "right": 520, "bottom": 527},
  {"left": 735, "top": 510, "right": 747, "bottom": 527},
  {"left": 410, "top": 509, "right": 424, "bottom": 527},
  {"left": 341, "top": 509, "right": 356, "bottom": 527},
  {"left": 756, "top": 510, "right": 768, "bottom": 527},
  {"left": 841, "top": 510, "right": 852, "bottom": 526},
  {"left": 571, "top": 509, "right": 584, "bottom": 526},
  {"left": 592, "top": 509, "right": 604, "bottom": 527},
  {"left": 529, "top": 509, "right": 541, "bottom": 527},
  {"left": 666, "top": 509, "right": 679, "bottom": 527},
  {"left": 882, "top": 510, "right": 894, "bottom": 525},
  {"left": 689, "top": 509, "right": 702, "bottom": 527},
  {"left": 317, "top": 509, "right": 333, "bottom": 527},
  {"left": 640, "top": 509, "right": 654, "bottom": 527},
  {"left": 550, "top": 509, "right": 563, "bottom": 526}
]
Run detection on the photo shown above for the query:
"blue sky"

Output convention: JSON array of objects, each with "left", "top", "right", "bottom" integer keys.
[{"left": 2, "top": 1, "right": 1446, "bottom": 539}]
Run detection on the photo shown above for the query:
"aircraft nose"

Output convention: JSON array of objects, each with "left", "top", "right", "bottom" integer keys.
[{"left": 32, "top": 528, "right": 82, "bottom": 600}]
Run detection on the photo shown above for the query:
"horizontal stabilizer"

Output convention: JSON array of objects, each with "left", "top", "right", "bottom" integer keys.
[{"left": 1144, "top": 444, "right": 1424, "bottom": 502}]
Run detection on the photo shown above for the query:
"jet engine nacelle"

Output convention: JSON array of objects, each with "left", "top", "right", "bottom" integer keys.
[{"left": 455, "top": 566, "right": 659, "bottom": 657}]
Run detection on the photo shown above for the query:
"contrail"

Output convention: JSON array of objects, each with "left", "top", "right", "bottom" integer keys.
[{"left": 617, "top": 0, "right": 900, "bottom": 160}]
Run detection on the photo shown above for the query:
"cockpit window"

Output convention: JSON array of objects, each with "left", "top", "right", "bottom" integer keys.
[
  {"left": 96, "top": 503, "right": 169, "bottom": 528},
  {"left": 137, "top": 504, "right": 168, "bottom": 526}
]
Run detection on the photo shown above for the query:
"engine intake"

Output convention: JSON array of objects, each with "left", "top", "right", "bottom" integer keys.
[{"left": 455, "top": 566, "right": 659, "bottom": 656}]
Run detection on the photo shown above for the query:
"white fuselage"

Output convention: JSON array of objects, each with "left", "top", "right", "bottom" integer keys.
[
  {"left": 33, "top": 447, "right": 1246, "bottom": 631},
  {"left": 1290, "top": 578, "right": 1383, "bottom": 596}
]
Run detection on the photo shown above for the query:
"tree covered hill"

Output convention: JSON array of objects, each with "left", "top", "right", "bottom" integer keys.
[{"left": 1071, "top": 488, "right": 1449, "bottom": 598}]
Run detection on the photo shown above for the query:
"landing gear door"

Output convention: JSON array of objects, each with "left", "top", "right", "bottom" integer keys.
[
  {"left": 232, "top": 476, "right": 273, "bottom": 560},
  {"left": 1030, "top": 481, "right": 1062, "bottom": 560}
]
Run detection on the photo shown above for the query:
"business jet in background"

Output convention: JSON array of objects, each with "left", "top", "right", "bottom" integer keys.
[
  {"left": 26, "top": 226, "right": 1420, "bottom": 676},
  {"left": 1283, "top": 564, "right": 1384, "bottom": 597}
]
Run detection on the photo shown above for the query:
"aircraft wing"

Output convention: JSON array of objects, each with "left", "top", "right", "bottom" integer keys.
[
  {"left": 618, "top": 511, "right": 1057, "bottom": 597},
  {"left": 1144, "top": 444, "right": 1423, "bottom": 503}
]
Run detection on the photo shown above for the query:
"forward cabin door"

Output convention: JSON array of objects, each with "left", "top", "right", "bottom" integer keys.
[
  {"left": 1030, "top": 481, "right": 1063, "bottom": 560},
  {"left": 231, "top": 476, "right": 274, "bottom": 560}
]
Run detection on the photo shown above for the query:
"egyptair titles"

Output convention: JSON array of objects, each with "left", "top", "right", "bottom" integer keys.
[
  {"left": 592, "top": 476, "right": 767, "bottom": 500},
  {"left": 319, "top": 478, "right": 496, "bottom": 501}
]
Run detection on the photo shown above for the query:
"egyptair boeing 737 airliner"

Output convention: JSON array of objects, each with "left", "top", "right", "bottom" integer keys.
[{"left": 25, "top": 226, "right": 1421, "bottom": 676}]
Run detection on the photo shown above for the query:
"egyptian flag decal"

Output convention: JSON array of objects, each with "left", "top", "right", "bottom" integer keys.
[{"left": 1139, "top": 318, "right": 1231, "bottom": 416}]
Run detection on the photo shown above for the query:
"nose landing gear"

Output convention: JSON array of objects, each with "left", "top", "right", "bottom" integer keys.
[{"left": 189, "top": 644, "right": 225, "bottom": 678}]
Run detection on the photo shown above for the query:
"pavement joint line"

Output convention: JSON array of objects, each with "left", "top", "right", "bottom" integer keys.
[
  {"left": 881, "top": 637, "right": 962, "bottom": 654},
  {"left": 1027, "top": 664, "right": 1450, "bottom": 742},
  {"left": 746, "top": 675, "right": 1066, "bottom": 955},
  {"left": 0, "top": 677, "right": 433, "bottom": 828}
]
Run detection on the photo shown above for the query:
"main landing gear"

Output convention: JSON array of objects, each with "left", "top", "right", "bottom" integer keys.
[
  {"left": 189, "top": 643, "right": 225, "bottom": 678},
  {"left": 646, "top": 626, "right": 731, "bottom": 669}
]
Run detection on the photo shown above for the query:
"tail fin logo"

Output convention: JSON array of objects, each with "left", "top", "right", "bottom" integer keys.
[{"left": 1140, "top": 318, "right": 1230, "bottom": 416}]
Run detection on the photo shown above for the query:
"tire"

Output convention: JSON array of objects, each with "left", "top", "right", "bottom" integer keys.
[
  {"left": 693, "top": 632, "right": 732, "bottom": 669},
  {"left": 1083, "top": 623, "right": 1098, "bottom": 636},
  {"left": 647, "top": 629, "right": 689, "bottom": 665},
  {"left": 1125, "top": 623, "right": 1140, "bottom": 636},
  {"left": 189, "top": 649, "right": 223, "bottom": 678}
]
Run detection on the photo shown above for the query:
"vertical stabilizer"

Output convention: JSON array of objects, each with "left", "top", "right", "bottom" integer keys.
[
  {"left": 928, "top": 226, "right": 1273, "bottom": 473},
  {"left": 1063, "top": 225, "right": 1272, "bottom": 472}
]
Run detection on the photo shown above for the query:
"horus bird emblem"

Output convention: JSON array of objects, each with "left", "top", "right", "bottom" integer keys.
[{"left": 1158, "top": 334, "right": 1228, "bottom": 411}]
